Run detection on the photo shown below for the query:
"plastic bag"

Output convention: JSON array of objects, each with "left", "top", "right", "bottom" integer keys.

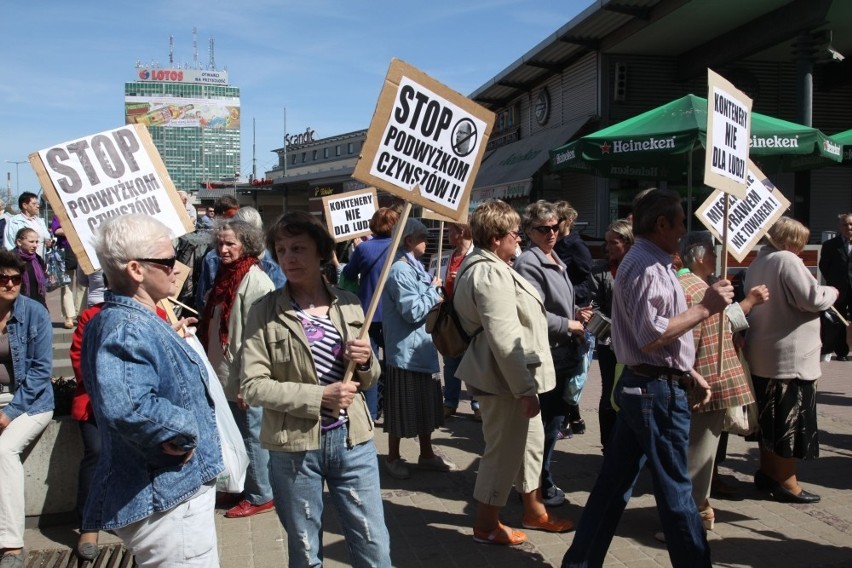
[
  {"left": 185, "top": 334, "right": 248, "bottom": 493},
  {"left": 563, "top": 332, "right": 596, "bottom": 405},
  {"left": 45, "top": 247, "right": 71, "bottom": 292}
]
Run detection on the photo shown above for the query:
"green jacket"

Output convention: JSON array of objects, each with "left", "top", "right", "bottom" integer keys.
[{"left": 239, "top": 282, "right": 379, "bottom": 452}]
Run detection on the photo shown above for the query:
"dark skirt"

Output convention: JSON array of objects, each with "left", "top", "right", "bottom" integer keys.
[
  {"left": 752, "top": 375, "right": 819, "bottom": 460},
  {"left": 382, "top": 365, "right": 444, "bottom": 438}
]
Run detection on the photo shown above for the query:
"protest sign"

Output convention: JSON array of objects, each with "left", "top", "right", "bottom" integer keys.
[
  {"left": 696, "top": 160, "right": 791, "bottom": 262},
  {"left": 422, "top": 207, "right": 466, "bottom": 224},
  {"left": 354, "top": 59, "right": 495, "bottom": 222},
  {"left": 704, "top": 70, "right": 752, "bottom": 199},
  {"left": 429, "top": 252, "right": 451, "bottom": 279},
  {"left": 29, "top": 124, "right": 193, "bottom": 274},
  {"left": 321, "top": 187, "right": 378, "bottom": 242}
]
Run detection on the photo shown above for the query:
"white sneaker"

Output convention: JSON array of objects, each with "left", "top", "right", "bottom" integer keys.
[{"left": 822, "top": 353, "right": 833, "bottom": 362}]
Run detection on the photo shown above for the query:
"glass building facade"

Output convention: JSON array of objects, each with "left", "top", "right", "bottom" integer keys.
[{"left": 124, "top": 81, "right": 241, "bottom": 192}]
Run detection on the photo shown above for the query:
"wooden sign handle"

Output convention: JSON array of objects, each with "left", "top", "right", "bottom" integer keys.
[
  {"left": 716, "top": 193, "right": 730, "bottom": 377},
  {"left": 342, "top": 202, "right": 413, "bottom": 384}
]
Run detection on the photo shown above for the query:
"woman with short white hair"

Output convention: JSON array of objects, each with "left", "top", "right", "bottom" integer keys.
[{"left": 81, "top": 214, "right": 223, "bottom": 567}]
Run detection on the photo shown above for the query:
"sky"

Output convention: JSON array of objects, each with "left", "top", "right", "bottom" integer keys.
[{"left": 0, "top": 0, "right": 594, "bottom": 202}]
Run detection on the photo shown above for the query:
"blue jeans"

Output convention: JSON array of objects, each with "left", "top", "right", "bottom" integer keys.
[
  {"left": 539, "top": 383, "right": 566, "bottom": 494},
  {"left": 562, "top": 369, "right": 710, "bottom": 568},
  {"left": 441, "top": 354, "right": 479, "bottom": 410},
  {"left": 268, "top": 427, "right": 391, "bottom": 568},
  {"left": 229, "top": 402, "right": 273, "bottom": 505}
]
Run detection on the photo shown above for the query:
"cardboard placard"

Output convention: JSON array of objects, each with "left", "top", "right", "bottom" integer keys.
[
  {"left": 696, "top": 160, "right": 791, "bottom": 262},
  {"left": 354, "top": 59, "right": 495, "bottom": 222},
  {"left": 704, "top": 69, "right": 752, "bottom": 199},
  {"left": 321, "top": 187, "right": 378, "bottom": 243},
  {"left": 29, "top": 124, "right": 193, "bottom": 274},
  {"left": 428, "top": 252, "right": 451, "bottom": 279},
  {"left": 422, "top": 207, "right": 466, "bottom": 224}
]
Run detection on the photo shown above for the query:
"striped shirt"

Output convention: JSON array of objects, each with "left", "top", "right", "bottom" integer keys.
[
  {"left": 294, "top": 304, "right": 347, "bottom": 426},
  {"left": 611, "top": 238, "right": 695, "bottom": 371}
]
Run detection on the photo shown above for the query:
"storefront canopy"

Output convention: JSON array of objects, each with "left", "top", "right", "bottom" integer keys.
[
  {"left": 549, "top": 94, "right": 842, "bottom": 179},
  {"left": 470, "top": 115, "right": 591, "bottom": 206}
]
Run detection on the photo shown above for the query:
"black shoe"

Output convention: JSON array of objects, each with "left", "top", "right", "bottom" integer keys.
[
  {"left": 570, "top": 419, "right": 586, "bottom": 435},
  {"left": 770, "top": 484, "right": 821, "bottom": 504},
  {"left": 835, "top": 355, "right": 848, "bottom": 361},
  {"left": 754, "top": 470, "right": 773, "bottom": 492}
]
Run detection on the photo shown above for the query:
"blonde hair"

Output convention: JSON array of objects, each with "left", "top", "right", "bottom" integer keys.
[
  {"left": 766, "top": 216, "right": 809, "bottom": 252},
  {"left": 470, "top": 200, "right": 520, "bottom": 248},
  {"left": 554, "top": 200, "right": 578, "bottom": 234}
]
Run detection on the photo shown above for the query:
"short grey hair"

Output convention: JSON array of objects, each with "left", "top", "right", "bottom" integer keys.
[
  {"left": 94, "top": 215, "right": 174, "bottom": 289},
  {"left": 522, "top": 200, "right": 558, "bottom": 234},
  {"left": 680, "top": 231, "right": 714, "bottom": 269},
  {"left": 233, "top": 206, "right": 263, "bottom": 230},
  {"left": 215, "top": 219, "right": 266, "bottom": 258}
]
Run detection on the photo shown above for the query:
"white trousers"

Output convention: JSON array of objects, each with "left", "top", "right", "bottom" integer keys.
[
  {"left": 114, "top": 483, "right": 218, "bottom": 568},
  {"left": 0, "top": 411, "right": 52, "bottom": 548}
]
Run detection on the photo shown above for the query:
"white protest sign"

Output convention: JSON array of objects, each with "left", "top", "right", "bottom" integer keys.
[
  {"left": 704, "top": 69, "right": 752, "bottom": 199},
  {"left": 30, "top": 124, "right": 193, "bottom": 274},
  {"left": 321, "top": 187, "right": 378, "bottom": 242},
  {"left": 428, "top": 252, "right": 450, "bottom": 279},
  {"left": 696, "top": 160, "right": 791, "bottom": 262},
  {"left": 354, "top": 59, "right": 495, "bottom": 222}
]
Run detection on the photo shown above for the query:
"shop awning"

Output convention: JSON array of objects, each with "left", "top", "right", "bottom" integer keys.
[{"left": 470, "top": 115, "right": 592, "bottom": 206}]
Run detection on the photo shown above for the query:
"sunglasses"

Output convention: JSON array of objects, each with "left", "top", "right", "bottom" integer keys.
[
  {"left": 135, "top": 256, "right": 177, "bottom": 270},
  {"left": 531, "top": 224, "right": 560, "bottom": 235},
  {"left": 0, "top": 274, "right": 22, "bottom": 286}
]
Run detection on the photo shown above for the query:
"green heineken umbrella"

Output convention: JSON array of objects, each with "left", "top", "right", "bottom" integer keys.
[
  {"left": 550, "top": 94, "right": 842, "bottom": 178},
  {"left": 830, "top": 129, "right": 852, "bottom": 163}
]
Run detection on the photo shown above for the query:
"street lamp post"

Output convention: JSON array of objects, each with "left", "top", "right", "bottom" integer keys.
[{"left": 5, "top": 160, "right": 26, "bottom": 194}]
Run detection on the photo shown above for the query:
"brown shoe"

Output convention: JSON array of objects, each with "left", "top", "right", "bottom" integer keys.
[
  {"left": 443, "top": 406, "right": 457, "bottom": 419},
  {"left": 521, "top": 513, "right": 574, "bottom": 533},
  {"left": 64, "top": 318, "right": 75, "bottom": 329}
]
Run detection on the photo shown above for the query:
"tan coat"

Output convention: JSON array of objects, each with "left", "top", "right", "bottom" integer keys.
[
  {"left": 744, "top": 245, "right": 838, "bottom": 380},
  {"left": 453, "top": 248, "right": 555, "bottom": 398},
  {"left": 239, "top": 283, "right": 380, "bottom": 451}
]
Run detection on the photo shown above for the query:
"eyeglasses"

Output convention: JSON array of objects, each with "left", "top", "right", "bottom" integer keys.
[
  {"left": 531, "top": 224, "right": 560, "bottom": 235},
  {"left": 135, "top": 256, "right": 177, "bottom": 271},
  {"left": 0, "top": 274, "right": 22, "bottom": 286},
  {"left": 504, "top": 230, "right": 521, "bottom": 240}
]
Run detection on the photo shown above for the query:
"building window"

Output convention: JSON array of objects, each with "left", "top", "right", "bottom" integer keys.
[
  {"left": 347, "top": 142, "right": 353, "bottom": 154},
  {"left": 312, "top": 150, "right": 318, "bottom": 160},
  {"left": 335, "top": 145, "right": 341, "bottom": 156},
  {"left": 324, "top": 148, "right": 329, "bottom": 159},
  {"left": 301, "top": 152, "right": 307, "bottom": 163}
]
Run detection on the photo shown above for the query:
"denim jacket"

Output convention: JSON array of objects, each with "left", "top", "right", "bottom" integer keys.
[
  {"left": 81, "top": 292, "right": 223, "bottom": 530},
  {"left": 381, "top": 253, "right": 441, "bottom": 374},
  {"left": 3, "top": 295, "right": 53, "bottom": 421}
]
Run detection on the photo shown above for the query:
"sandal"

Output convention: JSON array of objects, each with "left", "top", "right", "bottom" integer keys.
[
  {"left": 472, "top": 522, "right": 527, "bottom": 546},
  {"left": 699, "top": 503, "right": 715, "bottom": 531}
]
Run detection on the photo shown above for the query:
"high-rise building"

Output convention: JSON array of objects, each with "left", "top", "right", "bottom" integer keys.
[{"left": 124, "top": 67, "right": 240, "bottom": 192}]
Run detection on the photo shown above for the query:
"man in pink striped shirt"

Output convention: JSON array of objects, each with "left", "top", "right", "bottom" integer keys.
[{"left": 562, "top": 189, "right": 733, "bottom": 568}]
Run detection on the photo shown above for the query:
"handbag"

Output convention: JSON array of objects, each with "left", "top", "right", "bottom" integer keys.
[
  {"left": 723, "top": 346, "right": 759, "bottom": 436},
  {"left": 45, "top": 247, "right": 71, "bottom": 292},
  {"left": 722, "top": 402, "right": 758, "bottom": 436},
  {"left": 185, "top": 334, "right": 249, "bottom": 493}
]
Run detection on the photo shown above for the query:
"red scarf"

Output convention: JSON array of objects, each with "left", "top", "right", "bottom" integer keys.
[{"left": 201, "top": 256, "right": 259, "bottom": 352}]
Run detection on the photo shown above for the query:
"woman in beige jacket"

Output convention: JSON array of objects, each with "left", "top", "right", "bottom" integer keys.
[
  {"left": 744, "top": 217, "right": 838, "bottom": 504},
  {"left": 454, "top": 200, "right": 572, "bottom": 547}
]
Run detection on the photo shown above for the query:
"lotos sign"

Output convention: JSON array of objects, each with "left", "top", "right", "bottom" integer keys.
[
  {"left": 354, "top": 59, "right": 495, "bottom": 222},
  {"left": 321, "top": 187, "right": 378, "bottom": 243},
  {"left": 29, "top": 124, "right": 193, "bottom": 274}
]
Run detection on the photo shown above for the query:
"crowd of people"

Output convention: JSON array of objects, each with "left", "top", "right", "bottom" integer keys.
[{"left": 0, "top": 187, "right": 848, "bottom": 568}]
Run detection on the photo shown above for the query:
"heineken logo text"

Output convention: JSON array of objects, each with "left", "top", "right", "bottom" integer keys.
[
  {"left": 750, "top": 135, "right": 799, "bottom": 149},
  {"left": 611, "top": 137, "right": 676, "bottom": 153}
]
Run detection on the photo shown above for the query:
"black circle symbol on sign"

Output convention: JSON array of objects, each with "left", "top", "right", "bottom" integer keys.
[{"left": 451, "top": 118, "right": 477, "bottom": 158}]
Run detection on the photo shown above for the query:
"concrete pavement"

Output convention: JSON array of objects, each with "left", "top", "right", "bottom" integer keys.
[{"left": 27, "top": 289, "right": 852, "bottom": 566}]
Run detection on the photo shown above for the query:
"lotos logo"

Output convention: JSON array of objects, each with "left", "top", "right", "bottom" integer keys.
[
  {"left": 137, "top": 69, "right": 185, "bottom": 82},
  {"left": 138, "top": 70, "right": 150, "bottom": 80}
]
